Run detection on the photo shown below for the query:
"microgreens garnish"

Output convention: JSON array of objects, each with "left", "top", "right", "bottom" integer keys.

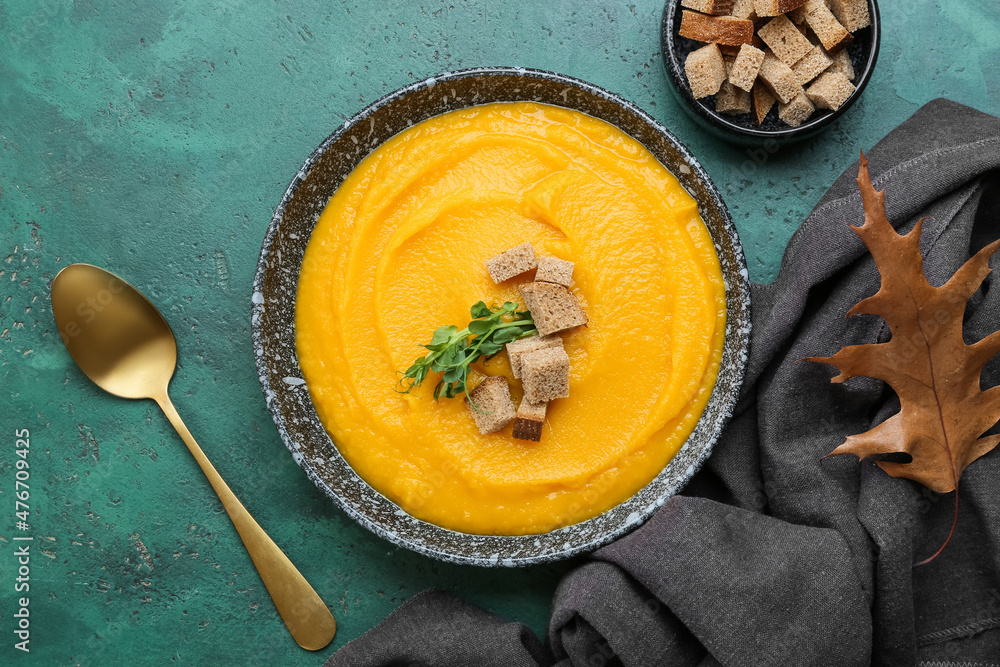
[{"left": 398, "top": 301, "right": 536, "bottom": 401}]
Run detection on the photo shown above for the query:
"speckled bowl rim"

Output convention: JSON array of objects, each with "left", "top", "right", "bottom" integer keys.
[
  {"left": 252, "top": 67, "right": 751, "bottom": 567},
  {"left": 661, "top": 0, "right": 881, "bottom": 142}
]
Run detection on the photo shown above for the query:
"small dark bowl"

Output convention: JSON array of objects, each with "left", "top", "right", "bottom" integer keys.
[
  {"left": 662, "top": 0, "right": 880, "bottom": 143},
  {"left": 252, "top": 67, "right": 751, "bottom": 566}
]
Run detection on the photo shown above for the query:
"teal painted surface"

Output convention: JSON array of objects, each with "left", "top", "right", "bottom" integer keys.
[{"left": 0, "top": 0, "right": 997, "bottom": 664}]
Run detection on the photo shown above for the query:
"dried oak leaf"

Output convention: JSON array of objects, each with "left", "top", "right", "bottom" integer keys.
[{"left": 808, "top": 153, "right": 1000, "bottom": 560}]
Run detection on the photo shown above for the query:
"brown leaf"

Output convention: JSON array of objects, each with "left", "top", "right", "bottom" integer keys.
[{"left": 807, "top": 152, "right": 1000, "bottom": 561}]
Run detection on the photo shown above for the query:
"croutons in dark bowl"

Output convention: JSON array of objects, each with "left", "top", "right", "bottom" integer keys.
[
  {"left": 662, "top": 0, "right": 880, "bottom": 143},
  {"left": 252, "top": 67, "right": 751, "bottom": 566}
]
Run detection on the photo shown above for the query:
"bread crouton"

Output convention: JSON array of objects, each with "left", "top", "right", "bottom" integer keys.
[
  {"left": 680, "top": 11, "right": 755, "bottom": 46},
  {"left": 778, "top": 92, "right": 816, "bottom": 127},
  {"left": 752, "top": 80, "right": 777, "bottom": 125},
  {"left": 512, "top": 399, "right": 547, "bottom": 442},
  {"left": 684, "top": 43, "right": 728, "bottom": 99},
  {"left": 757, "top": 14, "right": 814, "bottom": 65},
  {"left": 826, "top": 47, "right": 855, "bottom": 81},
  {"left": 535, "top": 256, "right": 575, "bottom": 287},
  {"left": 717, "top": 60, "right": 752, "bottom": 114},
  {"left": 806, "top": 71, "right": 856, "bottom": 110},
  {"left": 758, "top": 51, "right": 803, "bottom": 104},
  {"left": 729, "top": 0, "right": 757, "bottom": 20},
  {"left": 716, "top": 82, "right": 752, "bottom": 114},
  {"left": 729, "top": 43, "right": 766, "bottom": 91},
  {"left": 803, "top": 0, "right": 853, "bottom": 52},
  {"left": 521, "top": 347, "right": 570, "bottom": 404},
  {"left": 829, "top": 0, "right": 870, "bottom": 31},
  {"left": 681, "top": 0, "right": 736, "bottom": 15},
  {"left": 787, "top": 5, "right": 809, "bottom": 23},
  {"left": 485, "top": 243, "right": 537, "bottom": 284},
  {"left": 791, "top": 45, "right": 833, "bottom": 85},
  {"left": 465, "top": 376, "right": 516, "bottom": 434},
  {"left": 719, "top": 31, "right": 765, "bottom": 57},
  {"left": 752, "top": 0, "right": 807, "bottom": 17},
  {"left": 506, "top": 334, "right": 563, "bottom": 379},
  {"left": 519, "top": 282, "right": 588, "bottom": 337}
]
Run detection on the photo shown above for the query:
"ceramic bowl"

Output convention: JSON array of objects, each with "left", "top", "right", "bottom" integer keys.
[
  {"left": 661, "top": 0, "right": 880, "bottom": 143},
  {"left": 251, "top": 67, "right": 750, "bottom": 566}
]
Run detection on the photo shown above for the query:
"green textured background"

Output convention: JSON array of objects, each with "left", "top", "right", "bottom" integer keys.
[{"left": 1, "top": 0, "right": 997, "bottom": 664}]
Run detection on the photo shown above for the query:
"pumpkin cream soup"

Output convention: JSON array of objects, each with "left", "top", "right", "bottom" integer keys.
[{"left": 296, "top": 102, "right": 726, "bottom": 535}]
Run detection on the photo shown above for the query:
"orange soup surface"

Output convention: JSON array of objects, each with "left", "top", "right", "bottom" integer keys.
[{"left": 296, "top": 102, "right": 726, "bottom": 535}]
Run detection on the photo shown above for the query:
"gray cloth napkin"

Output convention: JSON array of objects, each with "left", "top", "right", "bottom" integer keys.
[{"left": 324, "top": 99, "right": 1000, "bottom": 667}]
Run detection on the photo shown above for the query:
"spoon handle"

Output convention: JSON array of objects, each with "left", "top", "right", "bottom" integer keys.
[{"left": 155, "top": 392, "right": 337, "bottom": 651}]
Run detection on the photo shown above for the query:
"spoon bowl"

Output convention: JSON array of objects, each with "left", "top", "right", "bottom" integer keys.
[
  {"left": 51, "top": 263, "right": 337, "bottom": 651},
  {"left": 53, "top": 264, "right": 176, "bottom": 399}
]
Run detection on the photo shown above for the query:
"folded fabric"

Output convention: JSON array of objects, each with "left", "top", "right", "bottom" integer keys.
[{"left": 324, "top": 98, "right": 1000, "bottom": 667}]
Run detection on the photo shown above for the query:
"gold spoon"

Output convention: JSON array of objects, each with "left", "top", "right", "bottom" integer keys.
[{"left": 51, "top": 263, "right": 336, "bottom": 651}]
